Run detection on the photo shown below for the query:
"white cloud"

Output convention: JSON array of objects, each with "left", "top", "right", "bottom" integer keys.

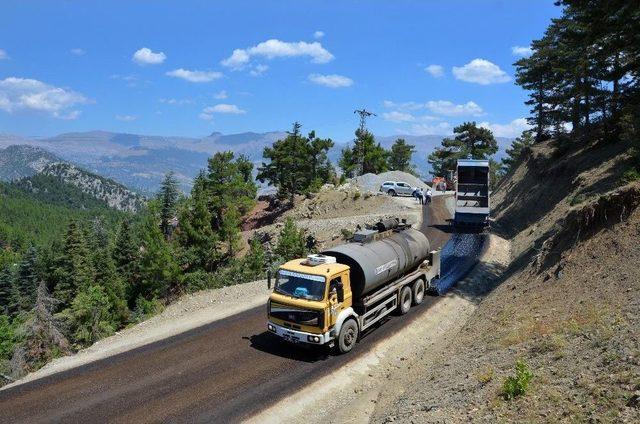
[
  {"left": 425, "top": 100, "right": 484, "bottom": 117},
  {"left": 199, "top": 103, "right": 246, "bottom": 120},
  {"left": 221, "top": 39, "right": 334, "bottom": 69},
  {"left": 313, "top": 30, "right": 325, "bottom": 39},
  {"left": 382, "top": 111, "right": 416, "bottom": 122},
  {"left": 479, "top": 118, "right": 531, "bottom": 138},
  {"left": 308, "top": 73, "right": 353, "bottom": 88},
  {"left": 424, "top": 64, "right": 444, "bottom": 78},
  {"left": 166, "top": 68, "right": 223, "bottom": 83},
  {"left": 384, "top": 99, "right": 484, "bottom": 117},
  {"left": 132, "top": 47, "right": 166, "bottom": 65},
  {"left": 115, "top": 114, "right": 137, "bottom": 122},
  {"left": 250, "top": 64, "right": 269, "bottom": 76},
  {"left": 159, "top": 97, "right": 193, "bottom": 105},
  {"left": 383, "top": 100, "right": 423, "bottom": 110},
  {"left": 213, "top": 90, "right": 228, "bottom": 99},
  {"left": 452, "top": 59, "right": 510, "bottom": 85},
  {"left": 0, "top": 49, "right": 8, "bottom": 60},
  {"left": 511, "top": 46, "right": 533, "bottom": 57},
  {"left": 70, "top": 48, "right": 85, "bottom": 56},
  {"left": 407, "top": 122, "right": 452, "bottom": 136},
  {"left": 0, "top": 77, "right": 88, "bottom": 119}
]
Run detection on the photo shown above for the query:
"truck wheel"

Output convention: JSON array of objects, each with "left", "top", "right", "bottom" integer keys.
[
  {"left": 412, "top": 278, "right": 425, "bottom": 305},
  {"left": 337, "top": 319, "right": 359, "bottom": 354},
  {"left": 398, "top": 286, "right": 412, "bottom": 315}
]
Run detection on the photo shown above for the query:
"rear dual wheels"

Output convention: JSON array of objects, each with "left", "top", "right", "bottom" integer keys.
[
  {"left": 398, "top": 286, "right": 412, "bottom": 315},
  {"left": 397, "top": 279, "right": 425, "bottom": 316},
  {"left": 412, "top": 278, "right": 426, "bottom": 305}
]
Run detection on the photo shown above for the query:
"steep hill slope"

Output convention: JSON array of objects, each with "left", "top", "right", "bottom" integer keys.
[
  {"left": 36, "top": 162, "right": 144, "bottom": 212},
  {"left": 0, "top": 145, "right": 59, "bottom": 181},
  {"left": 373, "top": 137, "right": 640, "bottom": 422},
  {"left": 0, "top": 145, "right": 144, "bottom": 212}
]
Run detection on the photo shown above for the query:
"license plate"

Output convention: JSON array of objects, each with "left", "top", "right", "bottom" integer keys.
[{"left": 282, "top": 332, "right": 299, "bottom": 343}]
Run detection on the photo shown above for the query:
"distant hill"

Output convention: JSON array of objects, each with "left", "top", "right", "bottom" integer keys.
[{"left": 0, "top": 145, "right": 144, "bottom": 212}]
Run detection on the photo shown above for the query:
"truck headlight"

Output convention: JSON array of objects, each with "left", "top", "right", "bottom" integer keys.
[
  {"left": 268, "top": 323, "right": 276, "bottom": 332},
  {"left": 307, "top": 335, "right": 321, "bottom": 343}
]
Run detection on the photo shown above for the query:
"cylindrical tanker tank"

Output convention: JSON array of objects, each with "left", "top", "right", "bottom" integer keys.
[{"left": 322, "top": 228, "right": 430, "bottom": 300}]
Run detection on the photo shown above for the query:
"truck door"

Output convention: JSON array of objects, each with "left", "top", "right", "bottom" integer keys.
[{"left": 328, "top": 275, "right": 344, "bottom": 328}]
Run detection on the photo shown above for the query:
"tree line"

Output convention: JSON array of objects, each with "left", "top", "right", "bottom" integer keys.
[{"left": 515, "top": 0, "right": 639, "bottom": 153}]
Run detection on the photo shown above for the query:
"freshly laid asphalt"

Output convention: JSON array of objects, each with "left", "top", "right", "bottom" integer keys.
[{"left": 0, "top": 196, "right": 458, "bottom": 423}]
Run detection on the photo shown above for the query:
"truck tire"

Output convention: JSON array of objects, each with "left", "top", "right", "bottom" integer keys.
[
  {"left": 397, "top": 286, "right": 412, "bottom": 315},
  {"left": 337, "top": 319, "right": 359, "bottom": 354},
  {"left": 388, "top": 189, "right": 396, "bottom": 196},
  {"left": 412, "top": 278, "right": 425, "bottom": 305}
]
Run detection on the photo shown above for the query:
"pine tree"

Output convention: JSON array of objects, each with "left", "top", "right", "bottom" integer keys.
[
  {"left": 339, "top": 129, "right": 389, "bottom": 177},
  {"left": 93, "top": 244, "right": 129, "bottom": 327},
  {"left": 176, "top": 172, "right": 219, "bottom": 271},
  {"left": 276, "top": 218, "right": 307, "bottom": 260},
  {"left": 388, "top": 139, "right": 416, "bottom": 174},
  {"left": 244, "top": 236, "right": 265, "bottom": 277},
  {"left": 137, "top": 208, "right": 181, "bottom": 300},
  {"left": 53, "top": 220, "right": 93, "bottom": 308},
  {"left": 113, "top": 219, "right": 138, "bottom": 281},
  {"left": 207, "top": 151, "right": 257, "bottom": 258},
  {"left": 502, "top": 131, "right": 535, "bottom": 174},
  {"left": 159, "top": 171, "right": 180, "bottom": 239},
  {"left": 428, "top": 122, "right": 498, "bottom": 176},
  {"left": 15, "top": 247, "right": 40, "bottom": 311},
  {"left": 62, "top": 284, "right": 115, "bottom": 346},
  {"left": 0, "top": 267, "right": 13, "bottom": 316},
  {"left": 11, "top": 283, "right": 70, "bottom": 375}
]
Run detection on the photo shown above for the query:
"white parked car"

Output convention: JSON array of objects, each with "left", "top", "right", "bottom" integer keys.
[{"left": 379, "top": 181, "right": 416, "bottom": 196}]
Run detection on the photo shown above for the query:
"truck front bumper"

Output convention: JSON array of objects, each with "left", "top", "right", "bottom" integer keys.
[{"left": 267, "top": 321, "right": 332, "bottom": 345}]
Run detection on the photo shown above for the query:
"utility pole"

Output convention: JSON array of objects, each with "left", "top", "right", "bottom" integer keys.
[{"left": 353, "top": 109, "right": 376, "bottom": 176}]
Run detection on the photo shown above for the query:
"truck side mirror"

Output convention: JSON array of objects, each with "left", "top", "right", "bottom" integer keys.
[{"left": 336, "top": 281, "right": 344, "bottom": 303}]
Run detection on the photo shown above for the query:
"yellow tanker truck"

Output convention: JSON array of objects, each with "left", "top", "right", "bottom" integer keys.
[{"left": 267, "top": 219, "right": 441, "bottom": 353}]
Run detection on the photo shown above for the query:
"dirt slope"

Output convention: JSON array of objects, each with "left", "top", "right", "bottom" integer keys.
[{"left": 374, "top": 138, "right": 640, "bottom": 423}]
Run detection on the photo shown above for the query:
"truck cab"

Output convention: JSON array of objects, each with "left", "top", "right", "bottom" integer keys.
[{"left": 267, "top": 255, "right": 354, "bottom": 347}]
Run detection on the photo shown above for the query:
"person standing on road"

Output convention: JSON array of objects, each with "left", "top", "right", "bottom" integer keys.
[
  {"left": 425, "top": 188, "right": 433, "bottom": 204},
  {"left": 417, "top": 187, "right": 424, "bottom": 205}
]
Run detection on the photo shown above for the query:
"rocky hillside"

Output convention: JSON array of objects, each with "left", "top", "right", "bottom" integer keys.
[
  {"left": 0, "top": 145, "right": 59, "bottom": 181},
  {"left": 373, "top": 137, "right": 640, "bottom": 423},
  {"left": 36, "top": 162, "right": 144, "bottom": 212},
  {"left": 1, "top": 145, "right": 144, "bottom": 212}
]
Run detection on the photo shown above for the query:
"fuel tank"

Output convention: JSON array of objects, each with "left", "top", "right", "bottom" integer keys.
[{"left": 322, "top": 227, "right": 430, "bottom": 300}]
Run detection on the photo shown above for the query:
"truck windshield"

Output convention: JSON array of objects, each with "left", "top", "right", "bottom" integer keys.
[{"left": 275, "top": 270, "right": 326, "bottom": 301}]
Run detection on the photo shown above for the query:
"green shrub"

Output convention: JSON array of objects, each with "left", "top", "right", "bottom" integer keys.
[
  {"left": 0, "top": 315, "right": 15, "bottom": 360},
  {"left": 353, "top": 191, "right": 361, "bottom": 200},
  {"left": 622, "top": 168, "right": 640, "bottom": 183},
  {"left": 501, "top": 360, "right": 533, "bottom": 400},
  {"left": 570, "top": 193, "right": 587, "bottom": 206},
  {"left": 131, "top": 297, "right": 164, "bottom": 323}
]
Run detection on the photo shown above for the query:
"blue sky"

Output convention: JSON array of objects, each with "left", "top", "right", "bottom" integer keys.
[{"left": 0, "top": 0, "right": 560, "bottom": 141}]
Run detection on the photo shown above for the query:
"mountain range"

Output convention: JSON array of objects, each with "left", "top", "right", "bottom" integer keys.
[{"left": 0, "top": 131, "right": 513, "bottom": 193}]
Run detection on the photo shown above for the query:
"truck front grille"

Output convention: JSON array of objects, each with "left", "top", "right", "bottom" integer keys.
[{"left": 270, "top": 302, "right": 324, "bottom": 328}]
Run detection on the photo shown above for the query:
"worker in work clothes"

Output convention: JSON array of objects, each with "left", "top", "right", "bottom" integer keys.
[
  {"left": 425, "top": 188, "right": 433, "bottom": 204},
  {"left": 417, "top": 187, "right": 424, "bottom": 204}
]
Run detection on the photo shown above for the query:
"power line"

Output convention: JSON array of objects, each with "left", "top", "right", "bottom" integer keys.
[
  {"left": 353, "top": 108, "right": 376, "bottom": 132},
  {"left": 353, "top": 108, "right": 376, "bottom": 176}
]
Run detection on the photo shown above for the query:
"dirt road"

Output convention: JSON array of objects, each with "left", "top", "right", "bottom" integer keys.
[{"left": 0, "top": 197, "right": 453, "bottom": 424}]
